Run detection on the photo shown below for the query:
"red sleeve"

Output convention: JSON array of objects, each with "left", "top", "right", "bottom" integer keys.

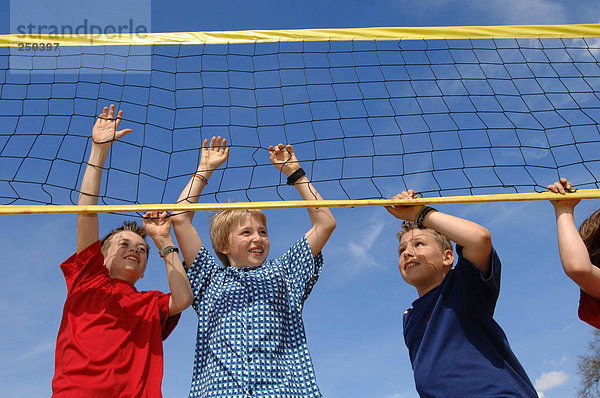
[
  {"left": 59, "top": 241, "right": 105, "bottom": 292},
  {"left": 579, "top": 289, "right": 600, "bottom": 329},
  {"left": 156, "top": 292, "right": 181, "bottom": 340}
]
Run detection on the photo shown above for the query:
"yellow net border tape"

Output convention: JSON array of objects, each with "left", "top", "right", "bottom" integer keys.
[
  {"left": 1, "top": 190, "right": 599, "bottom": 215},
  {"left": 1, "top": 24, "right": 600, "bottom": 47}
]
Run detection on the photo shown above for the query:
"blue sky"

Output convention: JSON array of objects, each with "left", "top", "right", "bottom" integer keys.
[{"left": 2, "top": 1, "right": 600, "bottom": 397}]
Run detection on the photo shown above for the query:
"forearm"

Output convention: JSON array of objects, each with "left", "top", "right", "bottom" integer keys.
[
  {"left": 422, "top": 210, "right": 491, "bottom": 271},
  {"left": 294, "top": 176, "right": 335, "bottom": 227},
  {"left": 555, "top": 207, "right": 595, "bottom": 277},
  {"left": 293, "top": 176, "right": 336, "bottom": 255},
  {"left": 78, "top": 144, "right": 110, "bottom": 206},
  {"left": 173, "top": 170, "right": 213, "bottom": 224},
  {"left": 76, "top": 144, "right": 110, "bottom": 252},
  {"left": 424, "top": 211, "right": 489, "bottom": 248},
  {"left": 154, "top": 236, "right": 193, "bottom": 316}
]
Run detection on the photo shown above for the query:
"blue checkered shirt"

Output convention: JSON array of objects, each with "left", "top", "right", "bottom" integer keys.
[{"left": 186, "top": 236, "right": 324, "bottom": 398}]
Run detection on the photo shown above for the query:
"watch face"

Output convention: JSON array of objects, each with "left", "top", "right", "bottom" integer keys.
[{"left": 160, "top": 246, "right": 178, "bottom": 257}]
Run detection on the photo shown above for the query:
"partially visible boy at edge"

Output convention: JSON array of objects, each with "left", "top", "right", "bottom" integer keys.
[
  {"left": 384, "top": 190, "right": 537, "bottom": 397},
  {"left": 52, "top": 104, "right": 193, "bottom": 397},
  {"left": 171, "top": 138, "right": 336, "bottom": 397}
]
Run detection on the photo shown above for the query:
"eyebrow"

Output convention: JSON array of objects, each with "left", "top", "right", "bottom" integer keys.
[{"left": 117, "top": 237, "right": 146, "bottom": 247}]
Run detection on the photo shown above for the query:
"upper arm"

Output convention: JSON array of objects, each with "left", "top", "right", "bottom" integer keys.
[
  {"left": 576, "top": 267, "right": 600, "bottom": 300},
  {"left": 281, "top": 237, "right": 324, "bottom": 302},
  {"left": 76, "top": 213, "right": 100, "bottom": 253},
  {"left": 424, "top": 210, "right": 492, "bottom": 276},
  {"left": 305, "top": 222, "right": 335, "bottom": 258},
  {"left": 554, "top": 208, "right": 600, "bottom": 298},
  {"left": 172, "top": 217, "right": 203, "bottom": 266},
  {"left": 460, "top": 228, "right": 493, "bottom": 277}
]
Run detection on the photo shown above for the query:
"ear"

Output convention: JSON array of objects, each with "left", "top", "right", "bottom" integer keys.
[
  {"left": 442, "top": 249, "right": 454, "bottom": 268},
  {"left": 219, "top": 244, "right": 231, "bottom": 255}
]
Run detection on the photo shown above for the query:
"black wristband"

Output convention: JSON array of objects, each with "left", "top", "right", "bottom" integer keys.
[
  {"left": 415, "top": 206, "right": 437, "bottom": 229},
  {"left": 286, "top": 168, "right": 306, "bottom": 185}
]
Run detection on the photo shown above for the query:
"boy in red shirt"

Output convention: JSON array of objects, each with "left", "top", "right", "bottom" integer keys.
[{"left": 52, "top": 104, "right": 193, "bottom": 397}]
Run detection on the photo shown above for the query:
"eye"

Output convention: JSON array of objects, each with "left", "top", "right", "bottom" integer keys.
[
  {"left": 138, "top": 246, "right": 147, "bottom": 253},
  {"left": 260, "top": 229, "right": 268, "bottom": 236}
]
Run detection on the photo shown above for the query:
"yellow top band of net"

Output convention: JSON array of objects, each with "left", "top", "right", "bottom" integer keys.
[{"left": 1, "top": 23, "right": 599, "bottom": 47}]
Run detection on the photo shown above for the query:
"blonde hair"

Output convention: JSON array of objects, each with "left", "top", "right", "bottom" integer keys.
[
  {"left": 209, "top": 209, "right": 267, "bottom": 267},
  {"left": 396, "top": 221, "right": 453, "bottom": 253}
]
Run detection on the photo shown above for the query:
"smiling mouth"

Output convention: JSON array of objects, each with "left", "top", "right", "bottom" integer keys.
[
  {"left": 404, "top": 261, "right": 418, "bottom": 271},
  {"left": 249, "top": 249, "right": 263, "bottom": 255},
  {"left": 124, "top": 255, "right": 139, "bottom": 263}
]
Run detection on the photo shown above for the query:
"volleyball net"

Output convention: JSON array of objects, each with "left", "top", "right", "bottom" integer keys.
[{"left": 1, "top": 24, "right": 600, "bottom": 215}]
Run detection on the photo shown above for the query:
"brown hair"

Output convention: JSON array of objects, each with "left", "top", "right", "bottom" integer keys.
[
  {"left": 396, "top": 221, "right": 453, "bottom": 253},
  {"left": 100, "top": 220, "right": 149, "bottom": 257},
  {"left": 209, "top": 209, "right": 267, "bottom": 267},
  {"left": 580, "top": 208, "right": 600, "bottom": 268}
]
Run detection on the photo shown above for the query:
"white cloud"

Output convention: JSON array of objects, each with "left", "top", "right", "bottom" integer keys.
[
  {"left": 534, "top": 370, "right": 569, "bottom": 392},
  {"left": 347, "top": 220, "right": 386, "bottom": 269},
  {"left": 543, "top": 355, "right": 569, "bottom": 366},
  {"left": 17, "top": 341, "right": 54, "bottom": 362}
]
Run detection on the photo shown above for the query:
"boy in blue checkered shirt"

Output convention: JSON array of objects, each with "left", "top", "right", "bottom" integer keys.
[{"left": 172, "top": 137, "right": 336, "bottom": 398}]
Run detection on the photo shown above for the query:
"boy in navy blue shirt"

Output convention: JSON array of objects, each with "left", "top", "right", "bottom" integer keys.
[{"left": 385, "top": 189, "right": 537, "bottom": 397}]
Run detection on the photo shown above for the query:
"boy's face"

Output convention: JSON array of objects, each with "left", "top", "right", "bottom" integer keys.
[
  {"left": 222, "top": 216, "right": 270, "bottom": 268},
  {"left": 103, "top": 230, "right": 148, "bottom": 284},
  {"left": 398, "top": 229, "right": 454, "bottom": 297}
]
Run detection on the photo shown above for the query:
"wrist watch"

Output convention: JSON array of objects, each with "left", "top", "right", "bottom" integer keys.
[{"left": 159, "top": 245, "right": 179, "bottom": 258}]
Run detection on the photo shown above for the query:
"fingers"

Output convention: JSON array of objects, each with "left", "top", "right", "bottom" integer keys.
[
  {"left": 547, "top": 178, "right": 573, "bottom": 194},
  {"left": 400, "top": 190, "right": 418, "bottom": 200},
  {"left": 142, "top": 211, "right": 171, "bottom": 225},
  {"left": 269, "top": 143, "right": 294, "bottom": 159},
  {"left": 203, "top": 136, "right": 228, "bottom": 153},
  {"left": 107, "top": 104, "right": 115, "bottom": 119}
]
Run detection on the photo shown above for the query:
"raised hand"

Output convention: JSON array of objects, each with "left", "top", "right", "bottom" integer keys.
[
  {"left": 268, "top": 143, "right": 301, "bottom": 177},
  {"left": 143, "top": 211, "right": 172, "bottom": 245},
  {"left": 548, "top": 177, "right": 580, "bottom": 211},
  {"left": 384, "top": 189, "right": 424, "bottom": 222},
  {"left": 92, "top": 104, "right": 132, "bottom": 146},
  {"left": 198, "top": 136, "right": 229, "bottom": 173}
]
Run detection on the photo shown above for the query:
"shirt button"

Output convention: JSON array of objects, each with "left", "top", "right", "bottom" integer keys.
[
  {"left": 243, "top": 267, "right": 249, "bottom": 272},
  {"left": 248, "top": 356, "right": 252, "bottom": 362},
  {"left": 248, "top": 389, "right": 253, "bottom": 395},
  {"left": 248, "top": 298, "right": 253, "bottom": 303},
  {"left": 247, "top": 324, "right": 252, "bottom": 330}
]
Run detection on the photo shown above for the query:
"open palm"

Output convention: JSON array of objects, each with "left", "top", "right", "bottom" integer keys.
[{"left": 92, "top": 104, "right": 132, "bottom": 145}]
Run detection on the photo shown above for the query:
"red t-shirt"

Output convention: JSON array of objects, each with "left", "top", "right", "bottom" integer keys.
[
  {"left": 52, "top": 241, "right": 180, "bottom": 398},
  {"left": 579, "top": 289, "right": 600, "bottom": 329}
]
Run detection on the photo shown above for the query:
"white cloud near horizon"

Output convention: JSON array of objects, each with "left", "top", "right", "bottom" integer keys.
[
  {"left": 534, "top": 370, "right": 569, "bottom": 392},
  {"left": 543, "top": 355, "right": 569, "bottom": 367},
  {"left": 17, "top": 341, "right": 54, "bottom": 362}
]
